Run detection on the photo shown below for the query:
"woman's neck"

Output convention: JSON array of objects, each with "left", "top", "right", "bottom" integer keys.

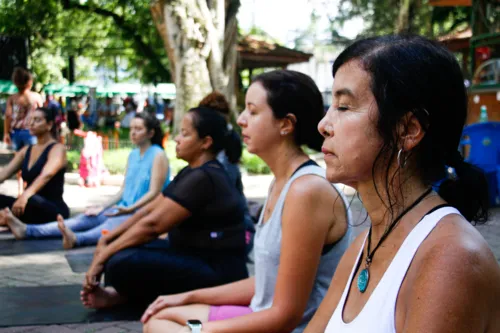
[
  {"left": 36, "top": 133, "right": 54, "bottom": 146},
  {"left": 138, "top": 141, "right": 152, "bottom": 156},
  {"left": 188, "top": 153, "right": 215, "bottom": 169},
  {"left": 260, "top": 142, "right": 309, "bottom": 182},
  {"left": 357, "top": 176, "right": 430, "bottom": 243}
]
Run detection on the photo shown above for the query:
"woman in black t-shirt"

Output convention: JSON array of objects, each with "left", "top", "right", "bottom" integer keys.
[{"left": 80, "top": 107, "right": 247, "bottom": 310}]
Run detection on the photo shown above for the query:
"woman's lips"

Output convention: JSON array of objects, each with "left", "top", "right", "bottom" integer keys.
[{"left": 321, "top": 147, "right": 335, "bottom": 156}]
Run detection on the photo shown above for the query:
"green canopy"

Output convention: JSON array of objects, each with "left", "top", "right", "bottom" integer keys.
[
  {"left": 96, "top": 83, "right": 140, "bottom": 97},
  {"left": 42, "top": 83, "right": 89, "bottom": 97},
  {"left": 0, "top": 80, "right": 18, "bottom": 95},
  {"left": 43, "top": 83, "right": 67, "bottom": 95}
]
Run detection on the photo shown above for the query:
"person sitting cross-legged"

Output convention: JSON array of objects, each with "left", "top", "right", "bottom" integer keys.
[
  {"left": 3, "top": 112, "right": 170, "bottom": 249},
  {"left": 80, "top": 107, "right": 249, "bottom": 311}
]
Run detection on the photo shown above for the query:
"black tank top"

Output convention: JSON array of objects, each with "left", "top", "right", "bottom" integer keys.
[{"left": 22, "top": 143, "right": 66, "bottom": 201}]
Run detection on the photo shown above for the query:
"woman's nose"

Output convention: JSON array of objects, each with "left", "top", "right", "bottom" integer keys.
[{"left": 237, "top": 111, "right": 246, "bottom": 127}]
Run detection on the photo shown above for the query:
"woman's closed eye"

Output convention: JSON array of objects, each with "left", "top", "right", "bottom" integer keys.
[{"left": 336, "top": 105, "right": 349, "bottom": 112}]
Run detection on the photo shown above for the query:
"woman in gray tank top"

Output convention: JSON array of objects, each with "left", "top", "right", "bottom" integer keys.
[{"left": 141, "top": 70, "right": 352, "bottom": 333}]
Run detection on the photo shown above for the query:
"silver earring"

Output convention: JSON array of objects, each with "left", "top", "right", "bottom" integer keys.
[
  {"left": 397, "top": 148, "right": 407, "bottom": 168},
  {"left": 281, "top": 131, "right": 287, "bottom": 136}
]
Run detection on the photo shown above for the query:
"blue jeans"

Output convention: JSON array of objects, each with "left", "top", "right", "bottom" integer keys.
[
  {"left": 11, "top": 129, "right": 36, "bottom": 151},
  {"left": 25, "top": 207, "right": 132, "bottom": 246}
]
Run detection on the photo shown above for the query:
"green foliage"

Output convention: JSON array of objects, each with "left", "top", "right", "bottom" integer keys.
[
  {"left": 66, "top": 141, "right": 273, "bottom": 176},
  {"left": 0, "top": 0, "right": 170, "bottom": 84},
  {"left": 241, "top": 149, "right": 270, "bottom": 174},
  {"left": 317, "top": 0, "right": 471, "bottom": 40},
  {"left": 66, "top": 149, "right": 81, "bottom": 172}
]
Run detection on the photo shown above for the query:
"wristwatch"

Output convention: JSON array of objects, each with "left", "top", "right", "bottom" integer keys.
[{"left": 186, "top": 319, "right": 203, "bottom": 333}]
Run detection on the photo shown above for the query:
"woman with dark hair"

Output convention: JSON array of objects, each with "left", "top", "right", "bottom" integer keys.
[
  {"left": 303, "top": 35, "right": 500, "bottom": 333},
  {"left": 0, "top": 107, "right": 68, "bottom": 225},
  {"left": 80, "top": 107, "right": 248, "bottom": 311},
  {"left": 199, "top": 91, "right": 255, "bottom": 255},
  {"left": 141, "top": 70, "right": 352, "bottom": 333},
  {"left": 4, "top": 112, "right": 170, "bottom": 249}
]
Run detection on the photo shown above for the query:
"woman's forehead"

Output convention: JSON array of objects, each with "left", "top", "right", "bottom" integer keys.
[{"left": 333, "top": 61, "right": 372, "bottom": 99}]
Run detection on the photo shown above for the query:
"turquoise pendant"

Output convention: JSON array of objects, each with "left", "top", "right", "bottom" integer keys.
[{"left": 357, "top": 268, "right": 369, "bottom": 293}]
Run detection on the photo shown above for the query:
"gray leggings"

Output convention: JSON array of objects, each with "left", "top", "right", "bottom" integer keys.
[{"left": 24, "top": 207, "right": 132, "bottom": 246}]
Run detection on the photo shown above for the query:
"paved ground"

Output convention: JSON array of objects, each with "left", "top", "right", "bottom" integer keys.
[{"left": 0, "top": 175, "right": 499, "bottom": 332}]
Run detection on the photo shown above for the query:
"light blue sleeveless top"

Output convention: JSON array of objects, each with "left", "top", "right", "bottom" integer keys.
[{"left": 118, "top": 145, "right": 170, "bottom": 208}]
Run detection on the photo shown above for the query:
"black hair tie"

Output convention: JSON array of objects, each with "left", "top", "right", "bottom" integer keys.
[{"left": 448, "top": 151, "right": 464, "bottom": 167}]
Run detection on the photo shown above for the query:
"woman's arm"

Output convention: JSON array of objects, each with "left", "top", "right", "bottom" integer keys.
[
  {"left": 101, "top": 194, "right": 161, "bottom": 244},
  {"left": 189, "top": 276, "right": 255, "bottom": 306},
  {"left": 201, "top": 176, "right": 340, "bottom": 333},
  {"left": 121, "top": 152, "right": 169, "bottom": 213},
  {"left": 399, "top": 221, "right": 499, "bottom": 333},
  {"left": 21, "top": 143, "right": 66, "bottom": 199},
  {"left": 91, "top": 196, "right": 190, "bottom": 269},
  {"left": 142, "top": 277, "right": 256, "bottom": 323},
  {"left": 0, "top": 146, "right": 26, "bottom": 183},
  {"left": 3, "top": 96, "right": 13, "bottom": 144}
]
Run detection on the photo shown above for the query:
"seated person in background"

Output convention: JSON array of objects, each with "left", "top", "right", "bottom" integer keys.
[
  {"left": 0, "top": 107, "right": 69, "bottom": 225},
  {"left": 141, "top": 70, "right": 352, "bottom": 333},
  {"left": 198, "top": 91, "right": 255, "bottom": 255},
  {"left": 4, "top": 112, "right": 170, "bottom": 249},
  {"left": 80, "top": 107, "right": 248, "bottom": 311}
]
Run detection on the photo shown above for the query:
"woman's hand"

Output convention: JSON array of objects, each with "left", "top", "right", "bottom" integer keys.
[
  {"left": 85, "top": 206, "right": 104, "bottom": 216},
  {"left": 83, "top": 256, "right": 105, "bottom": 292},
  {"left": 94, "top": 237, "right": 108, "bottom": 258},
  {"left": 12, "top": 194, "right": 28, "bottom": 217},
  {"left": 141, "top": 292, "right": 192, "bottom": 323},
  {"left": 104, "top": 206, "right": 131, "bottom": 217}
]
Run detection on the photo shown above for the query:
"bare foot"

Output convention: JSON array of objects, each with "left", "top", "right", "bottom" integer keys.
[
  {"left": 4, "top": 208, "right": 26, "bottom": 239},
  {"left": 57, "top": 215, "right": 77, "bottom": 249},
  {"left": 80, "top": 286, "right": 126, "bottom": 309}
]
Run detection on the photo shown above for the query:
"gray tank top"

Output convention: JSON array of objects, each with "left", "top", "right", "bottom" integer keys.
[{"left": 249, "top": 164, "right": 352, "bottom": 332}]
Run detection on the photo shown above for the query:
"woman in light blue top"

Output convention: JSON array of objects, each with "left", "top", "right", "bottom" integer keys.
[{"left": 7, "top": 112, "right": 170, "bottom": 249}]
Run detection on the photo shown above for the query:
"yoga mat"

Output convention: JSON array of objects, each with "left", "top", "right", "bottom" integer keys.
[
  {"left": 0, "top": 285, "right": 141, "bottom": 327},
  {"left": 65, "top": 252, "right": 94, "bottom": 273},
  {"left": 0, "top": 238, "right": 64, "bottom": 255}
]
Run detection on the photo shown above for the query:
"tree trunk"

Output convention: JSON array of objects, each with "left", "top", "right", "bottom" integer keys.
[
  {"left": 151, "top": 0, "right": 240, "bottom": 132},
  {"left": 395, "top": 0, "right": 413, "bottom": 33}
]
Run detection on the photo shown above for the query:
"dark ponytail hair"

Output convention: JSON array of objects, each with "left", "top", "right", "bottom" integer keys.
[
  {"left": 188, "top": 106, "right": 241, "bottom": 161},
  {"left": 35, "top": 107, "right": 57, "bottom": 139},
  {"left": 198, "top": 91, "right": 242, "bottom": 163},
  {"left": 332, "top": 35, "right": 488, "bottom": 222},
  {"left": 134, "top": 112, "right": 164, "bottom": 149},
  {"left": 438, "top": 152, "right": 489, "bottom": 222}
]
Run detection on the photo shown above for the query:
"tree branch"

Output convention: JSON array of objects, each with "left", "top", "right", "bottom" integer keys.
[{"left": 62, "top": 0, "right": 170, "bottom": 81}]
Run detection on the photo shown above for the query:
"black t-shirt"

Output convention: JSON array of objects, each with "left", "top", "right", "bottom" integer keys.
[{"left": 163, "top": 160, "right": 246, "bottom": 251}]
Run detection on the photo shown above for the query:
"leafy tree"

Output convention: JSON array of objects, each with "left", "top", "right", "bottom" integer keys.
[
  {"left": 320, "top": 0, "right": 470, "bottom": 39},
  {"left": 0, "top": 0, "right": 171, "bottom": 84}
]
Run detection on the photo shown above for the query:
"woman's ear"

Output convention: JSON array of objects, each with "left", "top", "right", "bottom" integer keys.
[
  {"left": 201, "top": 136, "right": 214, "bottom": 151},
  {"left": 280, "top": 113, "right": 297, "bottom": 136},
  {"left": 399, "top": 113, "right": 425, "bottom": 151}
]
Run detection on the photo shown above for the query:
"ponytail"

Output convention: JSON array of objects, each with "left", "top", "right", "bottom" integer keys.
[
  {"left": 223, "top": 128, "right": 243, "bottom": 164},
  {"left": 438, "top": 151, "right": 489, "bottom": 223}
]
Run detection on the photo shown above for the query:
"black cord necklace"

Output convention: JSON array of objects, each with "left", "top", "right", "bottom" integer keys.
[{"left": 357, "top": 188, "right": 433, "bottom": 293}]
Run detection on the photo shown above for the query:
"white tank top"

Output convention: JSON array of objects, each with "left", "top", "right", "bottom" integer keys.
[{"left": 325, "top": 206, "right": 461, "bottom": 333}]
